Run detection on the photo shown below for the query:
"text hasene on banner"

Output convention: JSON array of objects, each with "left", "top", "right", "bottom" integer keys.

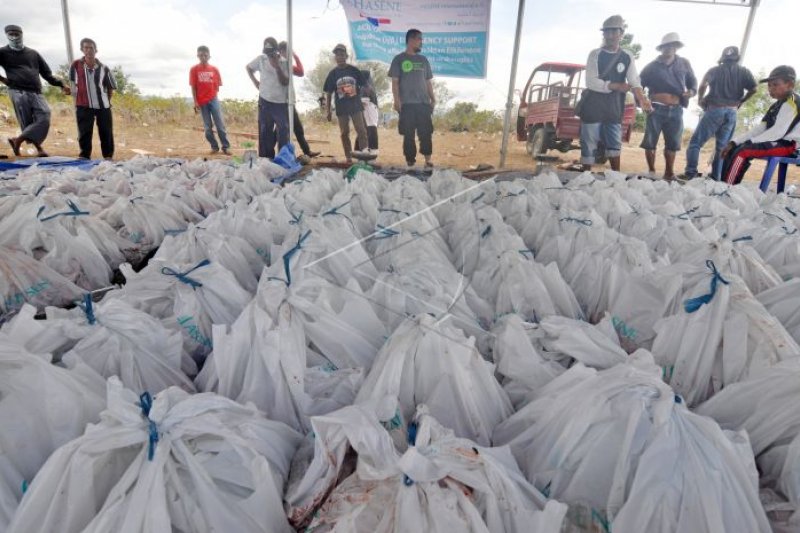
[{"left": 339, "top": 0, "right": 491, "bottom": 79}]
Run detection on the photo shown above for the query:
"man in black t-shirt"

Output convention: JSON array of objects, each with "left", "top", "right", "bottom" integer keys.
[
  {"left": 682, "top": 46, "right": 757, "bottom": 180},
  {"left": 0, "top": 25, "right": 70, "bottom": 157},
  {"left": 323, "top": 43, "right": 369, "bottom": 164}
]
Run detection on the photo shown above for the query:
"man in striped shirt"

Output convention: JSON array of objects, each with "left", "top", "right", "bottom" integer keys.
[{"left": 68, "top": 37, "right": 116, "bottom": 159}]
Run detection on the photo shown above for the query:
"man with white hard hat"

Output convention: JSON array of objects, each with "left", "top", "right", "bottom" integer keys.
[
  {"left": 639, "top": 32, "right": 697, "bottom": 180},
  {"left": 578, "top": 15, "right": 651, "bottom": 173}
]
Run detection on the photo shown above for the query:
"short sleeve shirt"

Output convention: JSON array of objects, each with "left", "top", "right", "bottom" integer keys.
[
  {"left": 389, "top": 52, "right": 432, "bottom": 105},
  {"left": 323, "top": 64, "right": 364, "bottom": 117},
  {"left": 189, "top": 64, "right": 222, "bottom": 106},
  {"left": 247, "top": 54, "right": 288, "bottom": 103},
  {"left": 705, "top": 63, "right": 757, "bottom": 107}
]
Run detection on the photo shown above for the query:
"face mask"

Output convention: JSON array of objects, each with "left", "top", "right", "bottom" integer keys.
[{"left": 7, "top": 35, "right": 23, "bottom": 50}]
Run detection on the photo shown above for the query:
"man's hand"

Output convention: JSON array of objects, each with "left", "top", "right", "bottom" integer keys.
[
  {"left": 326, "top": 110, "right": 332, "bottom": 122},
  {"left": 393, "top": 100, "right": 401, "bottom": 113},
  {"left": 609, "top": 82, "right": 630, "bottom": 93},
  {"left": 720, "top": 141, "right": 735, "bottom": 159},
  {"left": 641, "top": 98, "right": 653, "bottom": 113},
  {"left": 682, "top": 90, "right": 693, "bottom": 100},
  {"left": 253, "top": 80, "right": 260, "bottom": 90},
  {"left": 61, "top": 85, "right": 71, "bottom": 96},
  {"left": 193, "top": 104, "right": 199, "bottom": 114},
  {"left": 699, "top": 97, "right": 707, "bottom": 110},
  {"left": 430, "top": 100, "right": 436, "bottom": 112}
]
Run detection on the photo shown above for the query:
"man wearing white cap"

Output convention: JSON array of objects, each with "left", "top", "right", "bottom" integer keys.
[{"left": 639, "top": 32, "right": 697, "bottom": 179}]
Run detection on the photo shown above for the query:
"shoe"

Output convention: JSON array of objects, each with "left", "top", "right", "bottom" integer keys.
[
  {"left": 406, "top": 161, "right": 416, "bottom": 170},
  {"left": 221, "top": 147, "right": 232, "bottom": 155},
  {"left": 424, "top": 160, "right": 434, "bottom": 169},
  {"left": 351, "top": 148, "right": 378, "bottom": 160},
  {"left": 297, "top": 154, "right": 311, "bottom": 165},
  {"left": 306, "top": 150, "right": 321, "bottom": 158},
  {"left": 209, "top": 148, "right": 220, "bottom": 155},
  {"left": 7, "top": 138, "right": 20, "bottom": 157}
]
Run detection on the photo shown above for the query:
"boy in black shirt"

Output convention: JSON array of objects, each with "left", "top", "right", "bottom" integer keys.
[
  {"left": 324, "top": 44, "right": 369, "bottom": 164},
  {"left": 0, "top": 25, "right": 70, "bottom": 157}
]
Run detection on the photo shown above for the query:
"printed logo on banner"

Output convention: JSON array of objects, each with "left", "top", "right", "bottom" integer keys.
[{"left": 339, "top": 0, "right": 492, "bottom": 79}]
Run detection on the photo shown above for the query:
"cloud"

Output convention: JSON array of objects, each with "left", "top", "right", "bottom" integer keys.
[{"left": 0, "top": 0, "right": 789, "bottom": 117}]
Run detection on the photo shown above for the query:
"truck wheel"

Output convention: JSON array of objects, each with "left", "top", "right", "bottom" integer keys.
[
  {"left": 529, "top": 127, "right": 548, "bottom": 157},
  {"left": 525, "top": 127, "right": 536, "bottom": 155}
]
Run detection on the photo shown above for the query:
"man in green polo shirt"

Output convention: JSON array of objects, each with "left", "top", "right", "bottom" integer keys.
[{"left": 389, "top": 29, "right": 436, "bottom": 169}]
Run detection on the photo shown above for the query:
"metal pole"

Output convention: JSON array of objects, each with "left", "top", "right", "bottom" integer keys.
[
  {"left": 499, "top": 0, "right": 525, "bottom": 169},
  {"left": 61, "top": 0, "right": 74, "bottom": 63},
  {"left": 739, "top": 0, "right": 760, "bottom": 62},
  {"left": 287, "top": 0, "right": 295, "bottom": 144}
]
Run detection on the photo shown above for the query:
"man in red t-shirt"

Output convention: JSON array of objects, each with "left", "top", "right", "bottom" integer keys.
[{"left": 189, "top": 45, "right": 230, "bottom": 155}]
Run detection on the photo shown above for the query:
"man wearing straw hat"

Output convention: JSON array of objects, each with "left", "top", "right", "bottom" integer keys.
[{"left": 639, "top": 32, "right": 697, "bottom": 180}]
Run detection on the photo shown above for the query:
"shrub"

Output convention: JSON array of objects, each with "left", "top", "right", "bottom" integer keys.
[{"left": 435, "top": 102, "right": 502, "bottom": 133}]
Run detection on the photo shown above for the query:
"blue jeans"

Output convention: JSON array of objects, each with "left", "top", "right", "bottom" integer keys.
[
  {"left": 580, "top": 122, "right": 621, "bottom": 165},
  {"left": 685, "top": 107, "right": 737, "bottom": 179},
  {"left": 258, "top": 98, "right": 289, "bottom": 159},
  {"left": 199, "top": 97, "right": 230, "bottom": 151},
  {"left": 640, "top": 104, "right": 683, "bottom": 152}
]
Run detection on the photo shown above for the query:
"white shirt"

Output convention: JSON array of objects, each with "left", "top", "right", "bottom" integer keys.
[{"left": 247, "top": 54, "right": 289, "bottom": 103}]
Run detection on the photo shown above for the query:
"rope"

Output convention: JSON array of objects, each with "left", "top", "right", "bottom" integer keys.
[
  {"left": 79, "top": 293, "right": 96, "bottom": 325},
  {"left": 139, "top": 392, "right": 159, "bottom": 461},
  {"left": 673, "top": 206, "right": 699, "bottom": 220},
  {"left": 160, "top": 259, "right": 211, "bottom": 289},
  {"left": 38, "top": 199, "right": 90, "bottom": 222},
  {"left": 683, "top": 260, "right": 730, "bottom": 313},
  {"left": 403, "top": 420, "right": 419, "bottom": 486},
  {"left": 560, "top": 217, "right": 593, "bottom": 226},
  {"left": 268, "top": 230, "right": 312, "bottom": 286}
]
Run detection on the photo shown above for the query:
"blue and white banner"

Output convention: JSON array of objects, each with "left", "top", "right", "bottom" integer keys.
[{"left": 339, "top": 0, "right": 491, "bottom": 79}]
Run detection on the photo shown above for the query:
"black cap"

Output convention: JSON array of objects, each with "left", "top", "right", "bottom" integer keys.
[
  {"left": 332, "top": 43, "right": 347, "bottom": 54},
  {"left": 760, "top": 65, "right": 796, "bottom": 83},
  {"left": 718, "top": 46, "right": 739, "bottom": 63},
  {"left": 4, "top": 25, "right": 22, "bottom": 34}
]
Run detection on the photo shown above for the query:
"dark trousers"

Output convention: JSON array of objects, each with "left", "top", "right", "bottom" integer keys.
[
  {"left": 258, "top": 97, "right": 289, "bottom": 159},
  {"left": 76, "top": 106, "right": 114, "bottom": 159},
  {"left": 355, "top": 125, "right": 379, "bottom": 151},
  {"left": 275, "top": 108, "right": 311, "bottom": 155},
  {"left": 721, "top": 140, "right": 796, "bottom": 185},
  {"left": 398, "top": 103, "right": 433, "bottom": 164}
]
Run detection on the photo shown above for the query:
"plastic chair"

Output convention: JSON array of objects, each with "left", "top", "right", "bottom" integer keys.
[{"left": 758, "top": 153, "right": 800, "bottom": 193}]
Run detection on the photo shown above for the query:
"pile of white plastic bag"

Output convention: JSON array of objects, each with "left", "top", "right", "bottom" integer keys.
[{"left": 1, "top": 155, "right": 800, "bottom": 532}]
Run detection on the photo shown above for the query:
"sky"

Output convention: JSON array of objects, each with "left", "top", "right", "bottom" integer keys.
[{"left": 0, "top": 0, "right": 794, "bottom": 121}]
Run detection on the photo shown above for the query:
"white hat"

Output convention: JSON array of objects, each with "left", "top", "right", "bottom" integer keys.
[{"left": 657, "top": 32, "right": 684, "bottom": 50}]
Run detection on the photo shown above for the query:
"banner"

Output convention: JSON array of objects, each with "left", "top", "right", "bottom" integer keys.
[{"left": 339, "top": 0, "right": 491, "bottom": 79}]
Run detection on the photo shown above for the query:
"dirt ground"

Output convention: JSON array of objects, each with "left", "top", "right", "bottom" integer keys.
[{"left": 1, "top": 110, "right": 797, "bottom": 187}]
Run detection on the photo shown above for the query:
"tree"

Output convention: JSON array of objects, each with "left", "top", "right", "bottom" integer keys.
[
  {"left": 432, "top": 79, "right": 453, "bottom": 113},
  {"left": 737, "top": 71, "right": 771, "bottom": 131},
  {"left": 111, "top": 65, "right": 140, "bottom": 96},
  {"left": 621, "top": 34, "right": 641, "bottom": 60}
]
